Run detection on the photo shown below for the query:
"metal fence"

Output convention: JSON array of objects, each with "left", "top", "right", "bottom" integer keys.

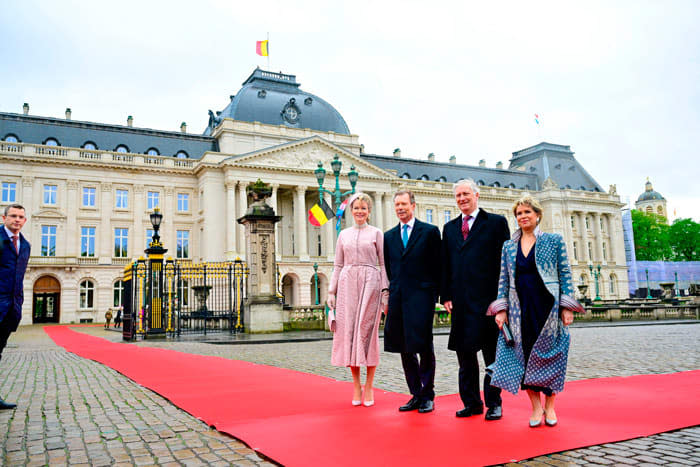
[{"left": 122, "top": 259, "right": 248, "bottom": 340}]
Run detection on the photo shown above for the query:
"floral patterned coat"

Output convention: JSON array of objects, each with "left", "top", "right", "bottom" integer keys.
[{"left": 486, "top": 227, "right": 583, "bottom": 394}]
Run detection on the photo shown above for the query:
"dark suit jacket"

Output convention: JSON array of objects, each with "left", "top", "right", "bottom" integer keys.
[
  {"left": 0, "top": 228, "right": 31, "bottom": 331},
  {"left": 441, "top": 209, "right": 509, "bottom": 353},
  {"left": 384, "top": 219, "right": 442, "bottom": 353}
]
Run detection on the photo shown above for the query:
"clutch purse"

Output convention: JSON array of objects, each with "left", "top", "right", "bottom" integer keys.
[{"left": 501, "top": 322, "right": 514, "bottom": 347}]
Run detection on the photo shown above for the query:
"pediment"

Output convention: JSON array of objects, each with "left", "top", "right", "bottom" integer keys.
[
  {"left": 32, "top": 208, "right": 67, "bottom": 220},
  {"left": 228, "top": 137, "right": 394, "bottom": 179}
]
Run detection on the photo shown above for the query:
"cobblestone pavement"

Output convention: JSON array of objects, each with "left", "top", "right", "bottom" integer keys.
[{"left": 1, "top": 323, "right": 699, "bottom": 466}]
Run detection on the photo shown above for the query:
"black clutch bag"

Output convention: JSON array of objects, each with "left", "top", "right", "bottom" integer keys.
[{"left": 502, "top": 322, "right": 514, "bottom": 347}]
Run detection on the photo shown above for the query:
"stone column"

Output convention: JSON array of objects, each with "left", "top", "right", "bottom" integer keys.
[
  {"left": 372, "top": 192, "right": 384, "bottom": 230},
  {"left": 237, "top": 182, "right": 248, "bottom": 257},
  {"left": 565, "top": 210, "right": 576, "bottom": 264},
  {"left": 593, "top": 212, "right": 604, "bottom": 263},
  {"left": 66, "top": 180, "right": 79, "bottom": 257},
  {"left": 294, "top": 185, "right": 309, "bottom": 261},
  {"left": 99, "top": 182, "right": 112, "bottom": 262},
  {"left": 577, "top": 211, "right": 589, "bottom": 263},
  {"left": 270, "top": 184, "right": 280, "bottom": 261},
  {"left": 225, "top": 181, "right": 237, "bottom": 260},
  {"left": 323, "top": 191, "right": 335, "bottom": 260},
  {"left": 384, "top": 191, "right": 394, "bottom": 230}
]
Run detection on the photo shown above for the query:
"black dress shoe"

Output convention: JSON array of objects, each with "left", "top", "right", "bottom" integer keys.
[
  {"left": 485, "top": 406, "right": 502, "bottom": 420},
  {"left": 418, "top": 400, "right": 434, "bottom": 413},
  {"left": 455, "top": 405, "right": 484, "bottom": 418},
  {"left": 0, "top": 398, "right": 17, "bottom": 410},
  {"left": 399, "top": 397, "right": 420, "bottom": 412}
]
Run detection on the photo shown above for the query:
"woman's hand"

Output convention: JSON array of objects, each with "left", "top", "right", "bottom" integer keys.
[
  {"left": 326, "top": 294, "right": 336, "bottom": 310},
  {"left": 495, "top": 311, "right": 508, "bottom": 330},
  {"left": 561, "top": 309, "right": 574, "bottom": 326},
  {"left": 327, "top": 308, "right": 336, "bottom": 333},
  {"left": 380, "top": 289, "right": 389, "bottom": 315}
]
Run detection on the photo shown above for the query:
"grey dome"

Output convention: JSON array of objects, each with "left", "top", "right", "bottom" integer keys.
[
  {"left": 637, "top": 179, "right": 665, "bottom": 202},
  {"left": 204, "top": 68, "right": 350, "bottom": 135}
]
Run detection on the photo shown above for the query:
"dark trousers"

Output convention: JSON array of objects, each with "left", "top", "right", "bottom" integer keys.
[
  {"left": 456, "top": 338, "right": 501, "bottom": 409},
  {"left": 0, "top": 315, "right": 18, "bottom": 363},
  {"left": 400, "top": 344, "right": 436, "bottom": 402}
]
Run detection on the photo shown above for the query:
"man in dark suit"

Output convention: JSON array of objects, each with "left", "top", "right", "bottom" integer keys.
[
  {"left": 0, "top": 204, "right": 30, "bottom": 410},
  {"left": 441, "top": 180, "right": 509, "bottom": 420},
  {"left": 384, "top": 190, "right": 442, "bottom": 414}
]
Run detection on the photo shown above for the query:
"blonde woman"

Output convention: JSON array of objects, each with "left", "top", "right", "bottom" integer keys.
[{"left": 327, "top": 193, "right": 389, "bottom": 407}]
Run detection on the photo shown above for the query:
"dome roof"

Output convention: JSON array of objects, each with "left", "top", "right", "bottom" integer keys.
[
  {"left": 637, "top": 179, "right": 665, "bottom": 202},
  {"left": 204, "top": 68, "right": 350, "bottom": 136}
]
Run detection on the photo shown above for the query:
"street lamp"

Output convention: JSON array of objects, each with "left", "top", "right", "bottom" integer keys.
[
  {"left": 313, "top": 262, "right": 319, "bottom": 305},
  {"left": 315, "top": 154, "right": 359, "bottom": 236},
  {"left": 645, "top": 268, "right": 652, "bottom": 299},
  {"left": 588, "top": 263, "right": 602, "bottom": 301},
  {"left": 674, "top": 271, "right": 680, "bottom": 298},
  {"left": 148, "top": 207, "right": 163, "bottom": 248}
]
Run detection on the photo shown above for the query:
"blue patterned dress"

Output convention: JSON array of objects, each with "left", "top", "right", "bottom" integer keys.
[{"left": 486, "top": 227, "right": 583, "bottom": 395}]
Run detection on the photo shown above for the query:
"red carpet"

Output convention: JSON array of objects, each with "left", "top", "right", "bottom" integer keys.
[{"left": 45, "top": 326, "right": 700, "bottom": 466}]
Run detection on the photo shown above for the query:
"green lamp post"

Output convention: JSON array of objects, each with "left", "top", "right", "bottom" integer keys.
[
  {"left": 588, "top": 263, "right": 601, "bottom": 301},
  {"left": 314, "top": 154, "right": 359, "bottom": 236}
]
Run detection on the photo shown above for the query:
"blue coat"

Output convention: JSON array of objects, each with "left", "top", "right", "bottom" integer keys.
[
  {"left": 487, "top": 228, "right": 581, "bottom": 394},
  {"left": 0, "top": 228, "right": 31, "bottom": 330},
  {"left": 383, "top": 219, "right": 442, "bottom": 353}
]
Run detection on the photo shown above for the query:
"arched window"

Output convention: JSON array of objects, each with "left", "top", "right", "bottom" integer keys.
[
  {"left": 437, "top": 176, "right": 447, "bottom": 182},
  {"left": 476, "top": 180, "right": 485, "bottom": 186},
  {"left": 401, "top": 173, "right": 410, "bottom": 179},
  {"left": 579, "top": 185, "right": 586, "bottom": 190},
  {"left": 113, "top": 280, "right": 124, "bottom": 307},
  {"left": 44, "top": 138, "right": 59, "bottom": 146},
  {"left": 609, "top": 274, "right": 616, "bottom": 295},
  {"left": 657, "top": 206, "right": 664, "bottom": 215},
  {"left": 115, "top": 145, "right": 129, "bottom": 153},
  {"left": 79, "top": 280, "right": 95, "bottom": 309},
  {"left": 420, "top": 174, "right": 429, "bottom": 181},
  {"left": 146, "top": 148, "right": 160, "bottom": 156},
  {"left": 3, "top": 134, "right": 19, "bottom": 142},
  {"left": 579, "top": 274, "right": 587, "bottom": 285},
  {"left": 177, "top": 279, "right": 189, "bottom": 307},
  {"left": 508, "top": 183, "right": 516, "bottom": 188},
  {"left": 82, "top": 141, "right": 97, "bottom": 150},
  {"left": 491, "top": 181, "right": 501, "bottom": 187},
  {"left": 175, "top": 151, "right": 189, "bottom": 159},
  {"left": 646, "top": 206, "right": 653, "bottom": 214}
]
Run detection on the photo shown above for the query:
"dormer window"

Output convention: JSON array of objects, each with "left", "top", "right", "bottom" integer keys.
[
  {"left": 44, "top": 138, "right": 59, "bottom": 146},
  {"left": 146, "top": 148, "right": 160, "bottom": 156},
  {"left": 420, "top": 174, "right": 429, "bottom": 181},
  {"left": 3, "top": 134, "right": 19, "bottom": 142},
  {"left": 115, "top": 145, "right": 129, "bottom": 153},
  {"left": 83, "top": 142, "right": 97, "bottom": 150},
  {"left": 175, "top": 151, "right": 189, "bottom": 159},
  {"left": 401, "top": 173, "right": 410, "bottom": 179}
]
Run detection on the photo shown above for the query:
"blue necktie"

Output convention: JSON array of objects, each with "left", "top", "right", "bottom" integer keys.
[{"left": 402, "top": 224, "right": 409, "bottom": 247}]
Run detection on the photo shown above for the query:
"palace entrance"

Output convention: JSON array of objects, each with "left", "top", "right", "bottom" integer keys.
[{"left": 33, "top": 276, "right": 61, "bottom": 323}]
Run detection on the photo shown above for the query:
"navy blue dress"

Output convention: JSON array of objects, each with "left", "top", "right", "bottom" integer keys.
[{"left": 515, "top": 241, "right": 555, "bottom": 395}]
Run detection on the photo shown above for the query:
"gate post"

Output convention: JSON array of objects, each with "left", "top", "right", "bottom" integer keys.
[{"left": 237, "top": 179, "right": 283, "bottom": 333}]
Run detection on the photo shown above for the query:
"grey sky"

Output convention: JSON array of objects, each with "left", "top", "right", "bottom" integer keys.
[{"left": 2, "top": 0, "right": 698, "bottom": 220}]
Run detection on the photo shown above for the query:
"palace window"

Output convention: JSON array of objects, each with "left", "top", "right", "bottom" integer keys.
[
  {"left": 114, "top": 228, "right": 128, "bottom": 257},
  {"left": 587, "top": 242, "right": 593, "bottom": 260},
  {"left": 79, "top": 280, "right": 94, "bottom": 309},
  {"left": 602, "top": 242, "right": 607, "bottom": 261},
  {"left": 146, "top": 229, "right": 154, "bottom": 248},
  {"left": 113, "top": 280, "right": 124, "bottom": 307},
  {"left": 175, "top": 151, "right": 189, "bottom": 159},
  {"left": 570, "top": 216, "right": 576, "bottom": 229},
  {"left": 115, "top": 145, "right": 129, "bottom": 153},
  {"left": 176, "top": 230, "right": 190, "bottom": 259},
  {"left": 43, "top": 184, "right": 57, "bottom": 205},
  {"left": 44, "top": 138, "right": 59, "bottom": 146},
  {"left": 585, "top": 216, "right": 590, "bottom": 230},
  {"left": 115, "top": 189, "right": 128, "bottom": 208},
  {"left": 82, "top": 187, "right": 96, "bottom": 207},
  {"left": 573, "top": 242, "right": 579, "bottom": 261},
  {"left": 41, "top": 225, "right": 57, "bottom": 257},
  {"left": 609, "top": 274, "right": 616, "bottom": 295},
  {"left": 1, "top": 182, "right": 16, "bottom": 202},
  {"left": 81, "top": 227, "right": 96, "bottom": 257},
  {"left": 426, "top": 209, "right": 433, "bottom": 224},
  {"left": 177, "top": 193, "right": 189, "bottom": 212},
  {"left": 444, "top": 210, "right": 451, "bottom": 224},
  {"left": 3, "top": 134, "right": 18, "bottom": 142},
  {"left": 146, "top": 148, "right": 159, "bottom": 156},
  {"left": 82, "top": 142, "right": 97, "bottom": 150},
  {"left": 147, "top": 191, "right": 160, "bottom": 210}
]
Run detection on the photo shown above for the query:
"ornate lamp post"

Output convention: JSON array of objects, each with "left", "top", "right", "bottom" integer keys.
[
  {"left": 314, "top": 154, "right": 359, "bottom": 236},
  {"left": 674, "top": 271, "right": 680, "bottom": 298},
  {"left": 313, "top": 262, "right": 319, "bottom": 305},
  {"left": 588, "top": 263, "right": 602, "bottom": 301},
  {"left": 144, "top": 207, "right": 167, "bottom": 335},
  {"left": 645, "top": 268, "right": 652, "bottom": 299}
]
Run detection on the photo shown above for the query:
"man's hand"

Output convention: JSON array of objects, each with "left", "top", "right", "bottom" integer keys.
[
  {"left": 327, "top": 294, "right": 335, "bottom": 310},
  {"left": 444, "top": 300, "right": 453, "bottom": 314},
  {"left": 495, "top": 311, "right": 508, "bottom": 330}
]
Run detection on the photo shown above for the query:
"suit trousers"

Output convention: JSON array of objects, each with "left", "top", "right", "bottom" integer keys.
[
  {"left": 400, "top": 344, "right": 436, "bottom": 401},
  {"left": 456, "top": 338, "right": 501, "bottom": 409},
  {"left": 0, "top": 315, "right": 19, "bottom": 363}
]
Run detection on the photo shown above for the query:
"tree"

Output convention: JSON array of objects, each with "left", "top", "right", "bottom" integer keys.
[
  {"left": 668, "top": 218, "right": 700, "bottom": 261},
  {"left": 631, "top": 210, "right": 671, "bottom": 260}
]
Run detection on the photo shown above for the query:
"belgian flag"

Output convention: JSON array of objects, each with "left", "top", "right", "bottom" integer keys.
[{"left": 308, "top": 199, "right": 335, "bottom": 226}]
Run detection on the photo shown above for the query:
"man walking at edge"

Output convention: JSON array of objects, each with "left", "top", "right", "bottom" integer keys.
[
  {"left": 0, "top": 204, "right": 30, "bottom": 410},
  {"left": 384, "top": 190, "right": 442, "bottom": 413},
  {"left": 441, "top": 180, "right": 510, "bottom": 420}
]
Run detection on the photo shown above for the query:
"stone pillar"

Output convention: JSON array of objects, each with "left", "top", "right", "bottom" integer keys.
[
  {"left": 100, "top": 182, "right": 112, "bottom": 262},
  {"left": 323, "top": 191, "right": 335, "bottom": 260},
  {"left": 384, "top": 191, "right": 394, "bottom": 230},
  {"left": 238, "top": 181, "right": 283, "bottom": 333},
  {"left": 294, "top": 185, "right": 309, "bottom": 261},
  {"left": 66, "top": 180, "right": 79, "bottom": 257},
  {"left": 225, "top": 181, "right": 237, "bottom": 260},
  {"left": 372, "top": 192, "right": 384, "bottom": 230},
  {"left": 237, "top": 182, "right": 248, "bottom": 257},
  {"left": 577, "top": 212, "right": 589, "bottom": 263},
  {"left": 270, "top": 184, "right": 280, "bottom": 261},
  {"left": 593, "top": 212, "right": 603, "bottom": 263}
]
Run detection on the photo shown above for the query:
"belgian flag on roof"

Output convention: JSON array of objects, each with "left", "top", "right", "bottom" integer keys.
[{"left": 308, "top": 199, "right": 335, "bottom": 226}]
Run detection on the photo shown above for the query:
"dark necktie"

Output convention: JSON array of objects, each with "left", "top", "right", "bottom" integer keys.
[
  {"left": 462, "top": 215, "right": 472, "bottom": 240},
  {"left": 402, "top": 224, "right": 409, "bottom": 247},
  {"left": 12, "top": 235, "right": 19, "bottom": 253}
]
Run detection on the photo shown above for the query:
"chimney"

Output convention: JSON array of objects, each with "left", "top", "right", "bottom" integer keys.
[
  {"left": 479, "top": 159, "right": 486, "bottom": 167},
  {"left": 496, "top": 161, "right": 503, "bottom": 169},
  {"left": 127, "top": 115, "right": 133, "bottom": 127},
  {"left": 23, "top": 103, "right": 29, "bottom": 115},
  {"left": 449, "top": 155, "right": 456, "bottom": 164},
  {"left": 180, "top": 121, "right": 187, "bottom": 133},
  {"left": 427, "top": 152, "right": 435, "bottom": 162},
  {"left": 360, "top": 144, "right": 365, "bottom": 154},
  {"left": 393, "top": 148, "right": 401, "bottom": 158},
  {"left": 65, "top": 108, "right": 72, "bottom": 120}
]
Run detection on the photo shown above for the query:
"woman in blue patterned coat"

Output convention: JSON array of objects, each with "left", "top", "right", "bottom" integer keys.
[{"left": 487, "top": 196, "right": 583, "bottom": 427}]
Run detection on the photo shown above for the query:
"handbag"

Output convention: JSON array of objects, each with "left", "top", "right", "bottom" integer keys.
[{"left": 501, "top": 322, "right": 514, "bottom": 347}]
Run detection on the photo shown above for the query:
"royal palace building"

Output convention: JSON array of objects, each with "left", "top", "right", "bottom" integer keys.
[{"left": 1, "top": 68, "right": 629, "bottom": 325}]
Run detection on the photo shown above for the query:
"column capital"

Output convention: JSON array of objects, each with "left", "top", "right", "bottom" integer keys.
[
  {"left": 101, "top": 182, "right": 113, "bottom": 192},
  {"left": 22, "top": 177, "right": 34, "bottom": 187},
  {"left": 295, "top": 185, "right": 308, "bottom": 194}
]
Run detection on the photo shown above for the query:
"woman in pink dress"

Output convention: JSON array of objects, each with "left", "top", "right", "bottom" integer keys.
[{"left": 327, "top": 193, "right": 389, "bottom": 407}]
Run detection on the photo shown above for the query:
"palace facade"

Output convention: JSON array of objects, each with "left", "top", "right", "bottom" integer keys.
[{"left": 1, "top": 68, "right": 629, "bottom": 325}]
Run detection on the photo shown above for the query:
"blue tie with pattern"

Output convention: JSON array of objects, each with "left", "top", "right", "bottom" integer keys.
[{"left": 402, "top": 224, "right": 409, "bottom": 247}]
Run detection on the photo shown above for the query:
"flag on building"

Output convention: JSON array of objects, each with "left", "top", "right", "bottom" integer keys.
[
  {"left": 534, "top": 113, "right": 541, "bottom": 125},
  {"left": 335, "top": 197, "right": 350, "bottom": 231},
  {"left": 256, "top": 40, "right": 269, "bottom": 57},
  {"left": 308, "top": 199, "right": 335, "bottom": 226}
]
